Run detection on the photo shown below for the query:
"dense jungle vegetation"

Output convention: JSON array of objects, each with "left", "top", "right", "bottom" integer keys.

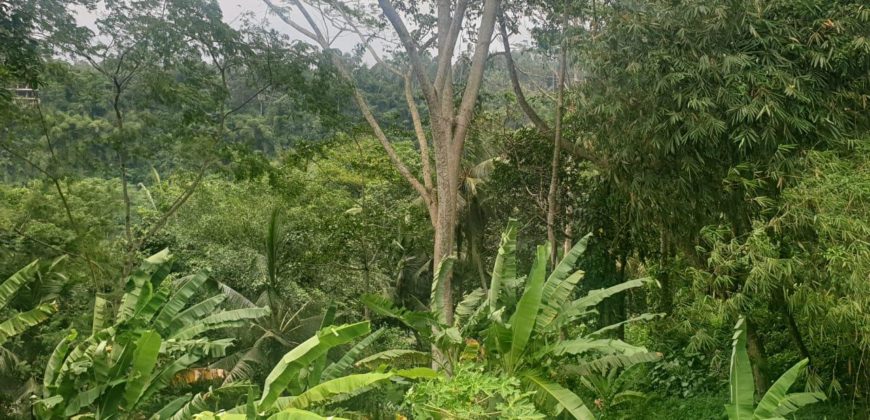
[{"left": 1, "top": 0, "right": 868, "bottom": 418}]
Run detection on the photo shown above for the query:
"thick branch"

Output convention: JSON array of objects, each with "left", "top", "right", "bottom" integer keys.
[
  {"left": 267, "top": 0, "right": 431, "bottom": 205},
  {"left": 404, "top": 73, "right": 434, "bottom": 192},
  {"left": 546, "top": 7, "right": 568, "bottom": 265},
  {"left": 451, "top": 0, "right": 501, "bottom": 154},
  {"left": 498, "top": 9, "right": 551, "bottom": 133},
  {"left": 378, "top": 0, "right": 440, "bottom": 113}
]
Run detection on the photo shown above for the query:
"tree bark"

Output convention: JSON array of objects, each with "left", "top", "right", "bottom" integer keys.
[
  {"left": 746, "top": 318, "right": 770, "bottom": 397},
  {"left": 546, "top": 7, "right": 568, "bottom": 265}
]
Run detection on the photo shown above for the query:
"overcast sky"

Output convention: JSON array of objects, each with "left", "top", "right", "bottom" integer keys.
[{"left": 72, "top": 0, "right": 532, "bottom": 65}]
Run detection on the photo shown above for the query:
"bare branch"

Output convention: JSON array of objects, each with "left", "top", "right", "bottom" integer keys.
[
  {"left": 451, "top": 0, "right": 501, "bottom": 153},
  {"left": 378, "top": 0, "right": 440, "bottom": 112},
  {"left": 498, "top": 9, "right": 551, "bottom": 133},
  {"left": 404, "top": 73, "right": 434, "bottom": 192}
]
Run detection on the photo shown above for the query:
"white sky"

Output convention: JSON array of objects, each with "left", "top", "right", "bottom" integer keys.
[{"left": 72, "top": 0, "right": 533, "bottom": 66}]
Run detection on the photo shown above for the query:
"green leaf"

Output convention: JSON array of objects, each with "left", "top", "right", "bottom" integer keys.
[
  {"left": 489, "top": 219, "right": 519, "bottom": 311},
  {"left": 557, "top": 278, "right": 651, "bottom": 326},
  {"left": 523, "top": 371, "right": 595, "bottom": 420},
  {"left": 538, "top": 233, "right": 592, "bottom": 330},
  {"left": 267, "top": 409, "right": 341, "bottom": 420},
  {"left": 153, "top": 273, "right": 208, "bottom": 331},
  {"left": 286, "top": 372, "right": 394, "bottom": 409},
  {"left": 755, "top": 358, "right": 825, "bottom": 418},
  {"left": 92, "top": 296, "right": 110, "bottom": 334},
  {"left": 0, "top": 260, "right": 38, "bottom": 309},
  {"left": 140, "top": 354, "right": 201, "bottom": 404},
  {"left": 150, "top": 395, "right": 191, "bottom": 420},
  {"left": 124, "top": 330, "right": 162, "bottom": 408},
  {"left": 549, "top": 338, "right": 647, "bottom": 357},
  {"left": 170, "top": 307, "right": 270, "bottom": 339},
  {"left": 43, "top": 329, "right": 77, "bottom": 397},
  {"left": 166, "top": 294, "right": 228, "bottom": 334},
  {"left": 257, "top": 322, "right": 370, "bottom": 412},
  {"left": 726, "top": 317, "right": 755, "bottom": 420},
  {"left": 0, "top": 302, "right": 57, "bottom": 345},
  {"left": 506, "top": 243, "right": 549, "bottom": 371},
  {"left": 308, "top": 303, "right": 337, "bottom": 386},
  {"left": 454, "top": 287, "right": 486, "bottom": 328},
  {"left": 431, "top": 256, "right": 456, "bottom": 324},
  {"left": 354, "top": 349, "right": 430, "bottom": 370},
  {"left": 321, "top": 327, "right": 385, "bottom": 381}
]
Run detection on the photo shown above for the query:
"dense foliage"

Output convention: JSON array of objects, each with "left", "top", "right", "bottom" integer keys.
[{"left": 1, "top": 0, "right": 868, "bottom": 418}]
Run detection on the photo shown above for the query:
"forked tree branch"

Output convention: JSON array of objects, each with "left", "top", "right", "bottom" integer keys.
[{"left": 404, "top": 73, "right": 434, "bottom": 192}]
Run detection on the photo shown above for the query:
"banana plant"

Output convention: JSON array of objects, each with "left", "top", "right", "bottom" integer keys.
[
  {"left": 33, "top": 250, "right": 270, "bottom": 419},
  {"left": 725, "top": 317, "right": 825, "bottom": 420},
  {"left": 166, "top": 320, "right": 438, "bottom": 419},
  {"left": 0, "top": 260, "right": 58, "bottom": 346},
  {"left": 364, "top": 220, "right": 662, "bottom": 419}
]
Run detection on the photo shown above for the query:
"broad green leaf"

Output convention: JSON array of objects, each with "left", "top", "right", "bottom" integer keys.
[
  {"left": 537, "top": 233, "right": 592, "bottom": 330},
  {"left": 124, "top": 330, "right": 162, "bottom": 408},
  {"left": 153, "top": 273, "right": 208, "bottom": 331},
  {"left": 755, "top": 358, "right": 825, "bottom": 418},
  {"left": 257, "top": 322, "right": 370, "bottom": 412},
  {"left": 726, "top": 317, "right": 755, "bottom": 420},
  {"left": 507, "top": 243, "right": 549, "bottom": 372},
  {"left": 43, "top": 329, "right": 77, "bottom": 396},
  {"left": 151, "top": 395, "right": 191, "bottom": 420},
  {"left": 268, "top": 409, "right": 341, "bottom": 420},
  {"left": 92, "top": 296, "right": 109, "bottom": 334},
  {"left": 171, "top": 307, "right": 270, "bottom": 339},
  {"left": 286, "top": 372, "right": 394, "bottom": 409},
  {"left": 140, "top": 354, "right": 201, "bottom": 404},
  {"left": 489, "top": 219, "right": 519, "bottom": 311},
  {"left": 557, "top": 278, "right": 651, "bottom": 326},
  {"left": 431, "top": 256, "right": 456, "bottom": 324},
  {"left": 354, "top": 349, "right": 430, "bottom": 370},
  {"left": 321, "top": 327, "right": 385, "bottom": 381},
  {"left": 549, "top": 338, "right": 647, "bottom": 357},
  {"left": 523, "top": 371, "right": 595, "bottom": 420},
  {"left": 0, "top": 302, "right": 57, "bottom": 345},
  {"left": 0, "top": 260, "right": 38, "bottom": 309},
  {"left": 454, "top": 287, "right": 486, "bottom": 328},
  {"left": 166, "top": 294, "right": 228, "bottom": 334},
  {"left": 308, "top": 303, "right": 337, "bottom": 386}
]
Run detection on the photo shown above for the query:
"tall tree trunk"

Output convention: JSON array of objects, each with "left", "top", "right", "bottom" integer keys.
[
  {"left": 546, "top": 7, "right": 568, "bottom": 266},
  {"left": 746, "top": 318, "right": 770, "bottom": 397}
]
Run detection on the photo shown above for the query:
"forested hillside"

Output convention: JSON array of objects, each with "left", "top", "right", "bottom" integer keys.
[{"left": 1, "top": 0, "right": 868, "bottom": 418}]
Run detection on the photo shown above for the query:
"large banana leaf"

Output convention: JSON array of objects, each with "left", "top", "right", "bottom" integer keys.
[
  {"left": 754, "top": 358, "right": 825, "bottom": 418},
  {"left": 123, "top": 330, "right": 163, "bottom": 408},
  {"left": 257, "top": 322, "right": 371, "bottom": 411},
  {"left": 166, "top": 294, "right": 228, "bottom": 333},
  {"left": 537, "top": 233, "right": 592, "bottom": 330},
  {"left": 506, "top": 244, "right": 549, "bottom": 372},
  {"left": 555, "top": 278, "right": 650, "bottom": 326},
  {"left": 92, "top": 296, "right": 110, "bottom": 334},
  {"left": 565, "top": 352, "right": 662, "bottom": 376},
  {"left": 287, "top": 368, "right": 437, "bottom": 410},
  {"left": 43, "top": 329, "right": 77, "bottom": 398},
  {"left": 308, "top": 303, "right": 337, "bottom": 387},
  {"left": 140, "top": 354, "right": 201, "bottom": 404},
  {"left": 153, "top": 273, "right": 208, "bottom": 331},
  {"left": 522, "top": 371, "right": 595, "bottom": 420},
  {"left": 0, "top": 260, "right": 38, "bottom": 309},
  {"left": 0, "top": 302, "right": 57, "bottom": 345},
  {"left": 431, "top": 256, "right": 455, "bottom": 324},
  {"left": 548, "top": 338, "right": 647, "bottom": 357},
  {"left": 453, "top": 287, "right": 486, "bottom": 328},
  {"left": 284, "top": 371, "right": 394, "bottom": 409},
  {"left": 321, "top": 327, "right": 385, "bottom": 381},
  {"left": 726, "top": 317, "right": 755, "bottom": 420},
  {"left": 354, "top": 349, "right": 430, "bottom": 370},
  {"left": 489, "top": 219, "right": 519, "bottom": 311},
  {"left": 170, "top": 307, "right": 270, "bottom": 339},
  {"left": 268, "top": 409, "right": 342, "bottom": 420}
]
